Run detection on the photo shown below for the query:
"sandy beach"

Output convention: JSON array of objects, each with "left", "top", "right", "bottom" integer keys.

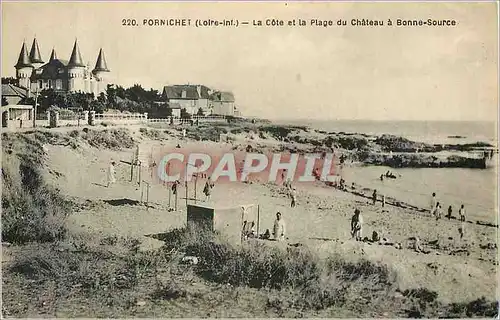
[{"left": 37, "top": 124, "right": 498, "bottom": 303}]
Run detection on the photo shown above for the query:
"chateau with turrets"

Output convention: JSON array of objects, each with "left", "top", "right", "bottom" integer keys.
[{"left": 15, "top": 38, "right": 110, "bottom": 97}]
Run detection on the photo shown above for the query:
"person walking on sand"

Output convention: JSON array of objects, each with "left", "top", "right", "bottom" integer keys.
[
  {"left": 290, "top": 188, "right": 297, "bottom": 208},
  {"left": 372, "top": 189, "right": 377, "bottom": 205},
  {"left": 107, "top": 161, "right": 117, "bottom": 187},
  {"left": 351, "top": 209, "right": 363, "bottom": 241},
  {"left": 429, "top": 193, "right": 437, "bottom": 215},
  {"left": 273, "top": 212, "right": 286, "bottom": 241},
  {"left": 382, "top": 195, "right": 386, "bottom": 208},
  {"left": 203, "top": 177, "right": 214, "bottom": 202},
  {"left": 459, "top": 204, "right": 466, "bottom": 222}
]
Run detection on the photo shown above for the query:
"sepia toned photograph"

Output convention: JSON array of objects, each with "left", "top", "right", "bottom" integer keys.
[{"left": 1, "top": 1, "right": 498, "bottom": 318}]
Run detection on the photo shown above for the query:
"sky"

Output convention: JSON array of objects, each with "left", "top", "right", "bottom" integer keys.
[{"left": 1, "top": 1, "right": 498, "bottom": 121}]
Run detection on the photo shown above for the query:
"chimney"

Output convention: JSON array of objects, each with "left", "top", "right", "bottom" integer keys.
[
  {"left": 181, "top": 90, "right": 187, "bottom": 98},
  {"left": 196, "top": 85, "right": 201, "bottom": 98}
]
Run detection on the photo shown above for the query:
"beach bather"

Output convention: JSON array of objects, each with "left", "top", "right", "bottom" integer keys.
[
  {"left": 107, "top": 161, "right": 117, "bottom": 187},
  {"left": 382, "top": 195, "right": 386, "bottom": 208},
  {"left": 447, "top": 205, "right": 453, "bottom": 219},
  {"left": 290, "top": 188, "right": 297, "bottom": 208},
  {"left": 351, "top": 209, "right": 363, "bottom": 241},
  {"left": 429, "top": 193, "right": 437, "bottom": 215},
  {"left": 459, "top": 204, "right": 466, "bottom": 222},
  {"left": 372, "top": 189, "right": 377, "bottom": 205},
  {"left": 203, "top": 177, "right": 214, "bottom": 201},
  {"left": 435, "top": 202, "right": 443, "bottom": 220},
  {"left": 273, "top": 212, "right": 286, "bottom": 241}
]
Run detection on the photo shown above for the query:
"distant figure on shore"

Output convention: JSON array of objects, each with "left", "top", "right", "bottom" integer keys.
[
  {"left": 372, "top": 189, "right": 377, "bottom": 205},
  {"left": 107, "top": 161, "right": 117, "bottom": 187},
  {"left": 339, "top": 178, "right": 346, "bottom": 190},
  {"left": 430, "top": 193, "right": 437, "bottom": 215},
  {"left": 182, "top": 128, "right": 187, "bottom": 138},
  {"left": 435, "top": 202, "right": 443, "bottom": 220},
  {"left": 459, "top": 204, "right": 466, "bottom": 222},
  {"left": 382, "top": 195, "right": 386, "bottom": 208},
  {"left": 176, "top": 143, "right": 181, "bottom": 149},
  {"left": 414, "top": 237, "right": 423, "bottom": 253},
  {"left": 273, "top": 212, "right": 286, "bottom": 241},
  {"left": 351, "top": 209, "right": 363, "bottom": 241},
  {"left": 203, "top": 177, "right": 214, "bottom": 201},
  {"left": 380, "top": 174, "right": 384, "bottom": 181},
  {"left": 290, "top": 188, "right": 297, "bottom": 208},
  {"left": 447, "top": 205, "right": 453, "bottom": 220}
]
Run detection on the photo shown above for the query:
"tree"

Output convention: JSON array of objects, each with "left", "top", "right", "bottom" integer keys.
[{"left": 196, "top": 107, "right": 205, "bottom": 116}]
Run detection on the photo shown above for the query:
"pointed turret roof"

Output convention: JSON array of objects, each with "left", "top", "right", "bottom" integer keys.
[
  {"left": 15, "top": 42, "right": 32, "bottom": 69},
  {"left": 93, "top": 48, "right": 110, "bottom": 72},
  {"left": 68, "top": 39, "right": 85, "bottom": 67},
  {"left": 29, "top": 38, "right": 44, "bottom": 63},
  {"left": 49, "top": 48, "right": 57, "bottom": 62}
]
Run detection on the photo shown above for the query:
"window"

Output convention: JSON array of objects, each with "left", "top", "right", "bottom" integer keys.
[
  {"left": 38, "top": 80, "right": 43, "bottom": 89},
  {"left": 48, "top": 80, "right": 52, "bottom": 88},
  {"left": 56, "top": 79, "right": 62, "bottom": 90}
]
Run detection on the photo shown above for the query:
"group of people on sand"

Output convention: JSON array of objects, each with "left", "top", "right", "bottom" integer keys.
[
  {"left": 430, "top": 192, "right": 467, "bottom": 238},
  {"left": 252, "top": 212, "right": 287, "bottom": 242}
]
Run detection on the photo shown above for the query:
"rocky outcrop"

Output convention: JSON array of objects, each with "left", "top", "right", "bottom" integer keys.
[{"left": 364, "top": 153, "right": 487, "bottom": 169}]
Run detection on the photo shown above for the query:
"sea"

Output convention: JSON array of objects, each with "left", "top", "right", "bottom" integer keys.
[{"left": 274, "top": 119, "right": 499, "bottom": 222}]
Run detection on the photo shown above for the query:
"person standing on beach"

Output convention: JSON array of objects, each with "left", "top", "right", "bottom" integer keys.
[
  {"left": 435, "top": 202, "right": 443, "bottom": 220},
  {"left": 382, "top": 195, "right": 386, "bottom": 208},
  {"left": 203, "top": 177, "right": 214, "bottom": 202},
  {"left": 447, "top": 205, "right": 453, "bottom": 220},
  {"left": 107, "top": 161, "right": 117, "bottom": 187},
  {"left": 273, "top": 212, "right": 286, "bottom": 241},
  {"left": 372, "top": 190, "right": 377, "bottom": 205},
  {"left": 430, "top": 193, "right": 437, "bottom": 215},
  {"left": 351, "top": 209, "right": 363, "bottom": 241},
  {"left": 459, "top": 204, "right": 466, "bottom": 222},
  {"left": 290, "top": 188, "right": 297, "bottom": 208}
]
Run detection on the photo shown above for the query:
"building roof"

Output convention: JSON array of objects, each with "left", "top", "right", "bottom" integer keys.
[
  {"left": 49, "top": 48, "right": 57, "bottom": 62},
  {"left": 162, "top": 85, "right": 211, "bottom": 100},
  {"left": 211, "top": 91, "right": 235, "bottom": 102},
  {"left": 29, "top": 38, "right": 44, "bottom": 64},
  {"left": 15, "top": 42, "right": 32, "bottom": 69},
  {"left": 68, "top": 40, "right": 85, "bottom": 68},
  {"left": 93, "top": 48, "right": 110, "bottom": 73},
  {"left": 31, "top": 59, "right": 69, "bottom": 80},
  {"left": 1, "top": 84, "right": 28, "bottom": 98}
]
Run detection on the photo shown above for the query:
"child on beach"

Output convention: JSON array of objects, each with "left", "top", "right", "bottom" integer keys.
[
  {"left": 447, "top": 205, "right": 453, "bottom": 219},
  {"left": 372, "top": 190, "right": 377, "bottom": 205}
]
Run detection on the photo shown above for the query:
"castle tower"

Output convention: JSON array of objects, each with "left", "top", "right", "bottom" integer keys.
[
  {"left": 49, "top": 48, "right": 57, "bottom": 62},
  {"left": 15, "top": 41, "right": 33, "bottom": 89},
  {"left": 92, "top": 48, "right": 110, "bottom": 95},
  {"left": 67, "top": 39, "right": 86, "bottom": 92},
  {"left": 29, "top": 38, "right": 44, "bottom": 69}
]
